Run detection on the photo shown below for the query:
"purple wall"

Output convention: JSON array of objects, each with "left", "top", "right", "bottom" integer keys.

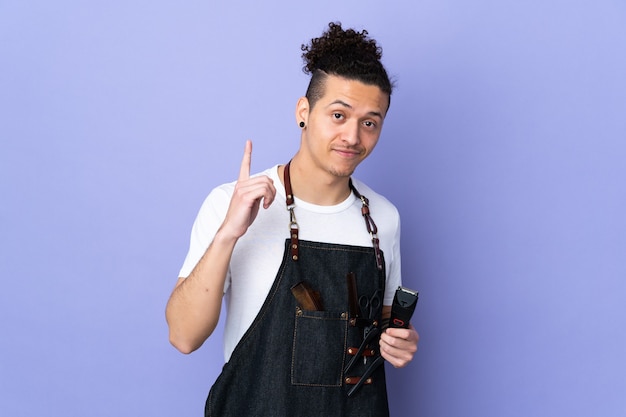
[{"left": 2, "top": 1, "right": 625, "bottom": 416}]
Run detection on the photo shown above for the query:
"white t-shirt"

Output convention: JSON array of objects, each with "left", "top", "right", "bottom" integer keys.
[{"left": 179, "top": 165, "right": 402, "bottom": 361}]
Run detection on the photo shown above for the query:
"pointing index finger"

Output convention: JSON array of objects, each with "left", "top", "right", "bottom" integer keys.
[{"left": 238, "top": 140, "right": 252, "bottom": 181}]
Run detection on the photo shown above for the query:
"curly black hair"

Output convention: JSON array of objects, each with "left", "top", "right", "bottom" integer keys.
[{"left": 301, "top": 22, "right": 393, "bottom": 109}]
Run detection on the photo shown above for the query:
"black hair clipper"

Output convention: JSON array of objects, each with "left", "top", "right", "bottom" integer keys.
[{"left": 389, "top": 286, "right": 419, "bottom": 328}]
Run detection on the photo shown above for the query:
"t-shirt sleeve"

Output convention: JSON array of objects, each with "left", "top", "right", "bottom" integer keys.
[{"left": 177, "top": 187, "right": 231, "bottom": 282}]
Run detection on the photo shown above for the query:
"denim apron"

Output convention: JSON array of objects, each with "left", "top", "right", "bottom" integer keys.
[{"left": 205, "top": 164, "right": 389, "bottom": 417}]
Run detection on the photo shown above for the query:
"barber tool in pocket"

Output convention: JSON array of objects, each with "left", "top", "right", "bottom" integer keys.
[
  {"left": 359, "top": 289, "right": 382, "bottom": 339},
  {"left": 344, "top": 271, "right": 384, "bottom": 382},
  {"left": 346, "top": 285, "right": 419, "bottom": 397},
  {"left": 290, "top": 281, "right": 323, "bottom": 311},
  {"left": 344, "top": 287, "right": 382, "bottom": 373}
]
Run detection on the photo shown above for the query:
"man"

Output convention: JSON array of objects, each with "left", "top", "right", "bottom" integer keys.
[{"left": 166, "top": 22, "right": 419, "bottom": 416}]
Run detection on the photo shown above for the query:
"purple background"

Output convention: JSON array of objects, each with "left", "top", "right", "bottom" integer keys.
[{"left": 2, "top": 1, "right": 626, "bottom": 416}]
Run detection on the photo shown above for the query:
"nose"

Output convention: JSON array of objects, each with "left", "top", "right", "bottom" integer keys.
[{"left": 342, "top": 120, "right": 361, "bottom": 146}]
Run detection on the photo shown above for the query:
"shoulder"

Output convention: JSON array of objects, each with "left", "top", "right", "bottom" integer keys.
[{"left": 350, "top": 178, "right": 400, "bottom": 219}]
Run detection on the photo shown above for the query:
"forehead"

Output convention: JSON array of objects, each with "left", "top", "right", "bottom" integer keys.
[{"left": 318, "top": 75, "right": 389, "bottom": 117}]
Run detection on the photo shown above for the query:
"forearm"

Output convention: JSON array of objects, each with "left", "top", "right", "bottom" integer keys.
[
  {"left": 165, "top": 230, "right": 237, "bottom": 354},
  {"left": 167, "top": 141, "right": 276, "bottom": 353}
]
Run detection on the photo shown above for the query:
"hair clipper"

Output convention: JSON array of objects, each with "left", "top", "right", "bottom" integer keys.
[{"left": 389, "top": 286, "right": 419, "bottom": 328}]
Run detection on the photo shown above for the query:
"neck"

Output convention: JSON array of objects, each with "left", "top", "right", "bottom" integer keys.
[{"left": 279, "top": 156, "right": 352, "bottom": 206}]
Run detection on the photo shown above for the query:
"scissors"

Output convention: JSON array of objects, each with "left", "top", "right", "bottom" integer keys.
[
  {"left": 359, "top": 289, "right": 382, "bottom": 328},
  {"left": 344, "top": 290, "right": 383, "bottom": 393},
  {"left": 344, "top": 290, "right": 383, "bottom": 374},
  {"left": 360, "top": 290, "right": 381, "bottom": 362}
]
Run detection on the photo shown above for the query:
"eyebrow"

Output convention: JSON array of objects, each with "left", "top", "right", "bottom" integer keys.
[{"left": 328, "top": 100, "right": 384, "bottom": 119}]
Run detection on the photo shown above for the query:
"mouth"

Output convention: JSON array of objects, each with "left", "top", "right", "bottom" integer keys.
[{"left": 333, "top": 148, "right": 363, "bottom": 159}]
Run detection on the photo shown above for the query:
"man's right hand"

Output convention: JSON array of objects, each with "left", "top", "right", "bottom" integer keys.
[
  {"left": 166, "top": 140, "right": 277, "bottom": 354},
  {"left": 220, "top": 140, "right": 276, "bottom": 240}
]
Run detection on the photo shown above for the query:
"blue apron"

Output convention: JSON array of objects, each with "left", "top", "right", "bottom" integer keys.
[{"left": 205, "top": 164, "right": 389, "bottom": 416}]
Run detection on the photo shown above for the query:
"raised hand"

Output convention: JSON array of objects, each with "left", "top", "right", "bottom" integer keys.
[{"left": 220, "top": 140, "right": 276, "bottom": 240}]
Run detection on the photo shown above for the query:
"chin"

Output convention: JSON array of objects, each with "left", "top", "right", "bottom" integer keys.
[{"left": 328, "top": 166, "right": 356, "bottom": 178}]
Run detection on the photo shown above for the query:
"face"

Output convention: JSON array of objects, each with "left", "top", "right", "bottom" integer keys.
[{"left": 297, "top": 75, "right": 389, "bottom": 180}]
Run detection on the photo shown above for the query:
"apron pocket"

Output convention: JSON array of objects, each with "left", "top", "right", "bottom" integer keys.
[{"left": 291, "top": 308, "right": 348, "bottom": 387}]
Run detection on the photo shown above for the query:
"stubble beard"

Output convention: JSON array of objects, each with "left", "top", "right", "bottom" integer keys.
[
  {"left": 328, "top": 166, "right": 355, "bottom": 178},
  {"left": 326, "top": 160, "right": 359, "bottom": 178}
]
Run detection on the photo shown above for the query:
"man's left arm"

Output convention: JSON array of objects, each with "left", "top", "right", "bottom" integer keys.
[{"left": 379, "top": 306, "right": 419, "bottom": 368}]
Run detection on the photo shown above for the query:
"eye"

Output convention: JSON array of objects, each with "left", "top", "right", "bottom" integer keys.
[
  {"left": 363, "top": 120, "right": 376, "bottom": 128},
  {"left": 333, "top": 113, "right": 344, "bottom": 120}
]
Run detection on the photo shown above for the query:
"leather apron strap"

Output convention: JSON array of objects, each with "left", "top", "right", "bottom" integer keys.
[{"left": 284, "top": 161, "right": 383, "bottom": 270}]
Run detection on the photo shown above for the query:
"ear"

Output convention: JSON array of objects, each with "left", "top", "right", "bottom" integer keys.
[{"left": 295, "top": 97, "right": 309, "bottom": 126}]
